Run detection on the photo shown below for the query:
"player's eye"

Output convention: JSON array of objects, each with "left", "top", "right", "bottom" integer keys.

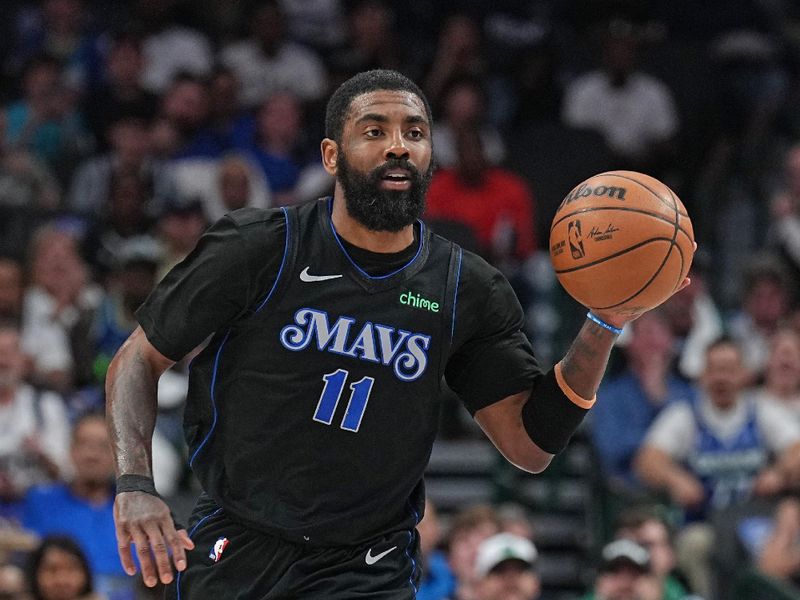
[
  {"left": 407, "top": 129, "right": 424, "bottom": 139},
  {"left": 365, "top": 128, "right": 383, "bottom": 137}
]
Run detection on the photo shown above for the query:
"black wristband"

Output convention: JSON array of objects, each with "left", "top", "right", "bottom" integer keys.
[
  {"left": 522, "top": 368, "right": 590, "bottom": 454},
  {"left": 116, "top": 474, "right": 159, "bottom": 497}
]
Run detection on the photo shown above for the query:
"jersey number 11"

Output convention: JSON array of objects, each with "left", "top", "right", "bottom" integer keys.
[{"left": 313, "top": 369, "right": 375, "bottom": 433}]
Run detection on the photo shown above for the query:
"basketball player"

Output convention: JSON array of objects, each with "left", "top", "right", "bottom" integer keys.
[{"left": 106, "top": 69, "right": 689, "bottom": 599}]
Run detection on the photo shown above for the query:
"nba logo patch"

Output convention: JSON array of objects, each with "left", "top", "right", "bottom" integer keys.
[
  {"left": 209, "top": 537, "right": 229, "bottom": 563},
  {"left": 567, "top": 219, "right": 585, "bottom": 259}
]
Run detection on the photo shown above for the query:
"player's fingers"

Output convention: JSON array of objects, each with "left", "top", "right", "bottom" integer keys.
[
  {"left": 161, "top": 524, "right": 191, "bottom": 573},
  {"left": 178, "top": 529, "right": 195, "bottom": 550},
  {"left": 675, "top": 277, "right": 691, "bottom": 293},
  {"left": 115, "top": 530, "right": 137, "bottom": 576},
  {"left": 130, "top": 527, "right": 158, "bottom": 587},
  {"left": 143, "top": 522, "right": 175, "bottom": 585}
]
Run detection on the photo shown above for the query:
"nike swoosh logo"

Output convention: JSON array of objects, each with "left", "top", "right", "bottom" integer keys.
[
  {"left": 300, "top": 267, "right": 343, "bottom": 282},
  {"left": 365, "top": 545, "right": 397, "bottom": 565}
]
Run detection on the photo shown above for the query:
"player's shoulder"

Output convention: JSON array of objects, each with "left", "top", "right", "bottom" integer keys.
[
  {"left": 427, "top": 231, "right": 508, "bottom": 296},
  {"left": 225, "top": 206, "right": 287, "bottom": 228},
  {"left": 220, "top": 206, "right": 291, "bottom": 243},
  {"left": 458, "top": 245, "right": 505, "bottom": 287}
]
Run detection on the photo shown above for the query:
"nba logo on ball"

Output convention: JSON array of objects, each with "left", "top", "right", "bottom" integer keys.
[
  {"left": 209, "top": 537, "right": 229, "bottom": 563},
  {"left": 550, "top": 170, "right": 694, "bottom": 313},
  {"left": 567, "top": 220, "right": 585, "bottom": 259}
]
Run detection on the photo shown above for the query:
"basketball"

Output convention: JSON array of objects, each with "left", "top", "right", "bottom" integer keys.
[{"left": 549, "top": 170, "right": 694, "bottom": 315}]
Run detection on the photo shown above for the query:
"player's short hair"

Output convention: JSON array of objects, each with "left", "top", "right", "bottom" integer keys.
[{"left": 324, "top": 69, "right": 433, "bottom": 145}]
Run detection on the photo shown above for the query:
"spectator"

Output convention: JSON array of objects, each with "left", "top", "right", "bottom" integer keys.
[
  {"left": 157, "top": 73, "right": 218, "bottom": 160},
  {"left": 82, "top": 169, "right": 155, "bottom": 275},
  {"left": 244, "top": 91, "right": 319, "bottom": 204},
  {"left": 90, "top": 237, "right": 162, "bottom": 385},
  {"left": 220, "top": 0, "right": 326, "bottom": 109},
  {"left": 767, "top": 143, "right": 800, "bottom": 281},
  {"left": 615, "top": 509, "right": 691, "bottom": 600},
  {"left": 25, "top": 535, "right": 104, "bottom": 600},
  {"left": 154, "top": 199, "right": 207, "bottom": 279},
  {"left": 755, "top": 328, "right": 800, "bottom": 417},
  {"left": 447, "top": 505, "right": 501, "bottom": 600},
  {"left": 423, "top": 14, "right": 486, "bottom": 110},
  {"left": 0, "top": 563, "right": 28, "bottom": 599},
  {"left": 417, "top": 498, "right": 455, "bottom": 600},
  {"left": 81, "top": 33, "right": 158, "bottom": 148},
  {"left": 277, "top": 0, "right": 346, "bottom": 52},
  {"left": 425, "top": 127, "right": 536, "bottom": 268},
  {"left": 473, "top": 533, "right": 541, "bottom": 600},
  {"left": 591, "top": 309, "right": 695, "bottom": 491},
  {"left": 22, "top": 225, "right": 98, "bottom": 393},
  {"left": 4, "top": 54, "right": 91, "bottom": 178},
  {"left": 0, "top": 321, "right": 71, "bottom": 521},
  {"left": 0, "top": 257, "right": 24, "bottom": 322},
  {"left": 728, "top": 253, "right": 795, "bottom": 375},
  {"left": 634, "top": 337, "right": 800, "bottom": 597},
  {"left": 7, "top": 0, "right": 100, "bottom": 93},
  {"left": 134, "top": 0, "right": 213, "bottom": 94},
  {"left": 581, "top": 539, "right": 652, "bottom": 600},
  {"left": 68, "top": 114, "right": 172, "bottom": 219},
  {"left": 496, "top": 503, "right": 535, "bottom": 541},
  {"left": 203, "top": 66, "right": 254, "bottom": 152},
  {"left": 562, "top": 17, "right": 679, "bottom": 177},
  {"left": 746, "top": 497, "right": 800, "bottom": 598},
  {"left": 22, "top": 413, "right": 135, "bottom": 600},
  {"left": 328, "top": 0, "right": 409, "bottom": 85},
  {"left": 659, "top": 256, "right": 724, "bottom": 380},
  {"left": 170, "top": 152, "right": 271, "bottom": 223},
  {"left": 0, "top": 108, "right": 61, "bottom": 213},
  {"left": 430, "top": 77, "right": 505, "bottom": 170}
]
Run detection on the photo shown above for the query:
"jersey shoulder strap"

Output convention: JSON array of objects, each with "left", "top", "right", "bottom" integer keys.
[
  {"left": 250, "top": 204, "right": 300, "bottom": 314},
  {"left": 436, "top": 237, "right": 464, "bottom": 378}
]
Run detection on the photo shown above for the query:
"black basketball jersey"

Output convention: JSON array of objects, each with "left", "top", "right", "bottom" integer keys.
[{"left": 137, "top": 198, "right": 540, "bottom": 546}]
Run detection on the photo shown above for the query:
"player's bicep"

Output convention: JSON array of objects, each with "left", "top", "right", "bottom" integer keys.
[
  {"left": 474, "top": 391, "right": 553, "bottom": 474},
  {"left": 445, "top": 266, "right": 539, "bottom": 413}
]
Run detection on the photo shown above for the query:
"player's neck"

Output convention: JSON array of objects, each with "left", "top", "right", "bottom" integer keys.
[{"left": 330, "top": 194, "right": 415, "bottom": 253}]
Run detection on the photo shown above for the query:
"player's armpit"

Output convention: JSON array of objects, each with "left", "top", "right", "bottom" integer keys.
[{"left": 474, "top": 391, "right": 554, "bottom": 474}]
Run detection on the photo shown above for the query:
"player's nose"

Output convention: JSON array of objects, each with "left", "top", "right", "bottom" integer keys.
[{"left": 384, "top": 130, "right": 410, "bottom": 160}]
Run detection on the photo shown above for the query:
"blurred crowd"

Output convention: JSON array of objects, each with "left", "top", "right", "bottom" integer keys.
[{"left": 2, "top": 0, "right": 800, "bottom": 599}]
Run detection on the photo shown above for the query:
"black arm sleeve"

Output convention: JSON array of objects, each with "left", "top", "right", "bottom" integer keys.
[
  {"left": 135, "top": 209, "right": 287, "bottom": 361},
  {"left": 445, "top": 255, "right": 542, "bottom": 414}
]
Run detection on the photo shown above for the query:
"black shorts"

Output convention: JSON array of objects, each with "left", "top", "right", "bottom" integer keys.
[{"left": 166, "top": 496, "right": 422, "bottom": 600}]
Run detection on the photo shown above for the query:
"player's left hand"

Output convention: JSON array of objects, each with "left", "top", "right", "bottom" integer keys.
[
  {"left": 593, "top": 242, "right": 697, "bottom": 329},
  {"left": 114, "top": 491, "right": 194, "bottom": 587}
]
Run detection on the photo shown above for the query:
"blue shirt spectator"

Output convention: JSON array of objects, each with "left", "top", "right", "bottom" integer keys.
[
  {"left": 593, "top": 371, "right": 694, "bottom": 488},
  {"left": 22, "top": 413, "right": 136, "bottom": 600},
  {"left": 590, "top": 310, "right": 694, "bottom": 489}
]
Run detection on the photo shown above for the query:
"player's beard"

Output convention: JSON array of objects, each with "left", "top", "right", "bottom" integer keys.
[{"left": 337, "top": 152, "right": 433, "bottom": 232}]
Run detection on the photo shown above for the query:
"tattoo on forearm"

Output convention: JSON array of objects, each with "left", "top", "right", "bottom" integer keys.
[{"left": 559, "top": 320, "right": 615, "bottom": 399}]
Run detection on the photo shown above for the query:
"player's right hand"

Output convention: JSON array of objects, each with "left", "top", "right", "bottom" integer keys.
[{"left": 114, "top": 491, "right": 195, "bottom": 587}]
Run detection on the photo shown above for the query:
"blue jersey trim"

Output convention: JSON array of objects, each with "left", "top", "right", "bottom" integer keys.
[
  {"left": 256, "top": 206, "right": 290, "bottom": 313},
  {"left": 176, "top": 507, "right": 223, "bottom": 600},
  {"left": 189, "top": 330, "right": 231, "bottom": 467},
  {"left": 451, "top": 247, "right": 463, "bottom": 340},
  {"left": 405, "top": 500, "right": 420, "bottom": 596},
  {"left": 327, "top": 197, "right": 424, "bottom": 280}
]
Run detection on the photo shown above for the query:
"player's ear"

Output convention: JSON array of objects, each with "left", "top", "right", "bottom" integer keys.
[{"left": 321, "top": 138, "right": 338, "bottom": 176}]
